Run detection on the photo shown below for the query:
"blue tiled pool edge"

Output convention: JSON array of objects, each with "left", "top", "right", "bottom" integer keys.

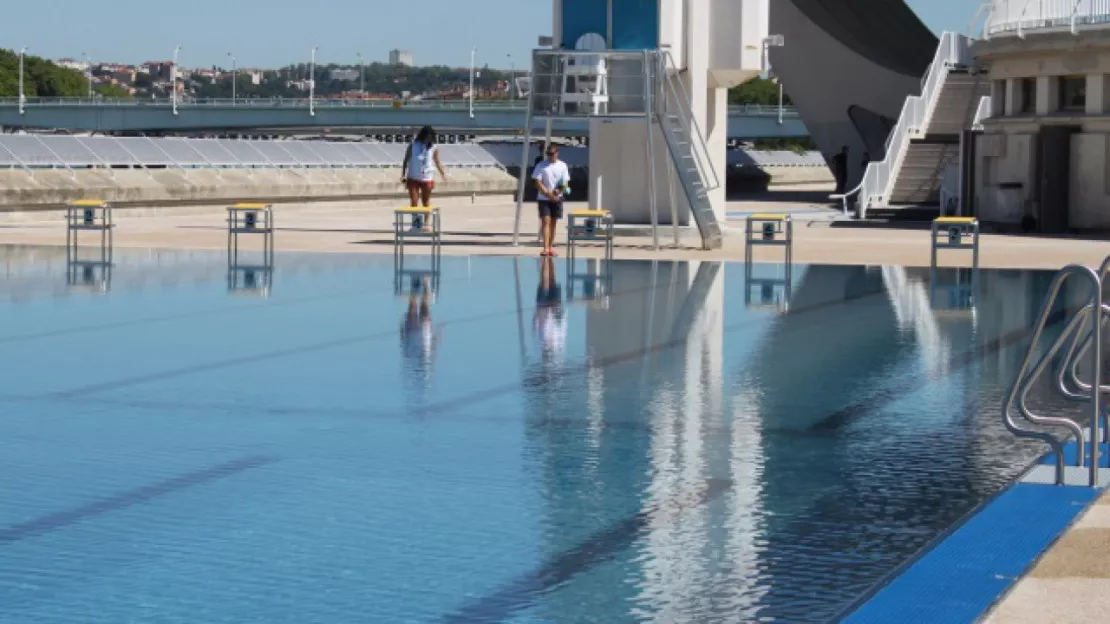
[{"left": 837, "top": 444, "right": 1103, "bottom": 624}]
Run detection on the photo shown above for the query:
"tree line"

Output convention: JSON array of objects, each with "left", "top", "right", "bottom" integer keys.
[
  {"left": 0, "top": 48, "right": 129, "bottom": 98},
  {"left": 0, "top": 46, "right": 793, "bottom": 107}
]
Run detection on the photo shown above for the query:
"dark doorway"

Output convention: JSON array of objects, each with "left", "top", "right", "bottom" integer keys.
[{"left": 1035, "top": 125, "right": 1079, "bottom": 234}]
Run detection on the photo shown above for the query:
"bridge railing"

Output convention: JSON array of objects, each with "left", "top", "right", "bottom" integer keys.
[
  {"left": 0, "top": 96, "right": 798, "bottom": 117},
  {"left": 982, "top": 0, "right": 1110, "bottom": 38}
]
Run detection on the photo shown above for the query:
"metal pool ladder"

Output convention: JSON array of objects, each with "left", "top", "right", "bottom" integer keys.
[{"left": 1004, "top": 259, "right": 1110, "bottom": 487}]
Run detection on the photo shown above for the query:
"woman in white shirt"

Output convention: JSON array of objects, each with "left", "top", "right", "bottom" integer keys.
[{"left": 401, "top": 125, "right": 448, "bottom": 230}]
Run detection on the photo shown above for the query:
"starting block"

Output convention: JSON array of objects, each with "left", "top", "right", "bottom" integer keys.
[
  {"left": 394, "top": 206, "right": 442, "bottom": 256},
  {"left": 227, "top": 203, "right": 274, "bottom": 264},
  {"left": 66, "top": 199, "right": 113, "bottom": 262},
  {"left": 931, "top": 216, "right": 979, "bottom": 271},
  {"left": 567, "top": 209, "right": 614, "bottom": 260},
  {"left": 744, "top": 213, "right": 792, "bottom": 266}
]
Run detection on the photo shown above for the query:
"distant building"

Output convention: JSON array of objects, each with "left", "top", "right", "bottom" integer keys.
[
  {"left": 329, "top": 68, "right": 359, "bottom": 82},
  {"left": 389, "top": 49, "right": 413, "bottom": 67}
]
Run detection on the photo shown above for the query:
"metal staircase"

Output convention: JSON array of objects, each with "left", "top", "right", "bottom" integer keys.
[
  {"left": 845, "top": 32, "right": 988, "bottom": 218},
  {"left": 655, "top": 52, "right": 723, "bottom": 250}
]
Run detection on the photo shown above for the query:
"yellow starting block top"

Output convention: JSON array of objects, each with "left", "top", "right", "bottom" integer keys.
[
  {"left": 570, "top": 209, "right": 611, "bottom": 218},
  {"left": 747, "top": 213, "right": 789, "bottom": 221},
  {"left": 69, "top": 199, "right": 108, "bottom": 207},
  {"left": 395, "top": 206, "right": 435, "bottom": 214},
  {"left": 934, "top": 216, "right": 977, "bottom": 225},
  {"left": 230, "top": 203, "right": 271, "bottom": 210}
]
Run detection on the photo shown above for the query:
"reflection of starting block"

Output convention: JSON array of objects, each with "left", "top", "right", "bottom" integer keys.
[
  {"left": 393, "top": 251, "right": 440, "bottom": 300},
  {"left": 565, "top": 257, "right": 612, "bottom": 308},
  {"left": 744, "top": 257, "right": 792, "bottom": 312},
  {"left": 227, "top": 203, "right": 274, "bottom": 264},
  {"left": 66, "top": 259, "right": 112, "bottom": 294},
  {"left": 227, "top": 262, "right": 274, "bottom": 297},
  {"left": 66, "top": 199, "right": 113, "bottom": 263},
  {"left": 930, "top": 266, "right": 978, "bottom": 321},
  {"left": 931, "top": 216, "right": 979, "bottom": 271}
]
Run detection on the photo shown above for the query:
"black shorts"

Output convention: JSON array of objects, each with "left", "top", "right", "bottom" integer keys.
[{"left": 538, "top": 200, "right": 563, "bottom": 220}]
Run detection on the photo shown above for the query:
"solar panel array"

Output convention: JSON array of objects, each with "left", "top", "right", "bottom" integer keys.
[
  {"left": 0, "top": 134, "right": 827, "bottom": 171},
  {"left": 0, "top": 135, "right": 501, "bottom": 170}
]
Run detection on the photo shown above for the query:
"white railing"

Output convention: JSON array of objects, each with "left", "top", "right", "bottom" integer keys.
[
  {"left": 982, "top": 0, "right": 1110, "bottom": 38},
  {"left": 839, "top": 32, "right": 971, "bottom": 217},
  {"left": 972, "top": 95, "right": 992, "bottom": 130}
]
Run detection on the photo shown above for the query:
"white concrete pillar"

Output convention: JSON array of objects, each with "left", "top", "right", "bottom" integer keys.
[
  {"left": 1036, "top": 76, "right": 1057, "bottom": 115},
  {"left": 1004, "top": 79, "right": 1019, "bottom": 116},
  {"left": 1087, "top": 74, "right": 1110, "bottom": 115}
]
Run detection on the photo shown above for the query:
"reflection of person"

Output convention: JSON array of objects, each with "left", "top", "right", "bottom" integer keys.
[
  {"left": 532, "top": 145, "right": 570, "bottom": 257},
  {"left": 533, "top": 256, "right": 567, "bottom": 366},
  {"left": 401, "top": 125, "right": 448, "bottom": 231},
  {"left": 400, "top": 277, "right": 439, "bottom": 391}
]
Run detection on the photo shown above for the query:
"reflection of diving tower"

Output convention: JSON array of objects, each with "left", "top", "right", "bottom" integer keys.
[{"left": 515, "top": 0, "right": 770, "bottom": 249}]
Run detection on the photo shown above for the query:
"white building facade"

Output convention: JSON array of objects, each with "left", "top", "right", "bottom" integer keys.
[{"left": 973, "top": 0, "right": 1110, "bottom": 232}]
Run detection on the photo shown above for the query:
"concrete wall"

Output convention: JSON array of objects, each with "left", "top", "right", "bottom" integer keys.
[
  {"left": 973, "top": 32, "right": 1110, "bottom": 231},
  {"left": 0, "top": 167, "right": 517, "bottom": 212},
  {"left": 770, "top": 0, "right": 933, "bottom": 187}
]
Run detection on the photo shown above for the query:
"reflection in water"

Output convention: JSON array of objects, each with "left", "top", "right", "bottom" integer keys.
[
  {"left": 0, "top": 247, "right": 1076, "bottom": 623},
  {"left": 66, "top": 259, "right": 113, "bottom": 294},
  {"left": 519, "top": 260, "right": 1060, "bottom": 623},
  {"left": 400, "top": 274, "right": 440, "bottom": 402}
]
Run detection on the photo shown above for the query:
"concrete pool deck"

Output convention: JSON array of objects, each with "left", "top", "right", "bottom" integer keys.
[
  {"left": 2, "top": 195, "right": 1110, "bottom": 272},
  {"left": 2, "top": 192, "right": 1110, "bottom": 622}
]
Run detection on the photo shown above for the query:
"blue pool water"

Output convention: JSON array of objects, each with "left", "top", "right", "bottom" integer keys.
[{"left": 0, "top": 245, "right": 1071, "bottom": 623}]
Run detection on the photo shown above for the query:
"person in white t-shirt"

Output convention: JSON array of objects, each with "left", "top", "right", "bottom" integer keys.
[
  {"left": 531, "top": 144, "right": 570, "bottom": 257},
  {"left": 401, "top": 125, "right": 448, "bottom": 230}
]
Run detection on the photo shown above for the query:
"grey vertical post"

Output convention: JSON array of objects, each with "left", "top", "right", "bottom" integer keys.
[{"left": 644, "top": 51, "right": 659, "bottom": 250}]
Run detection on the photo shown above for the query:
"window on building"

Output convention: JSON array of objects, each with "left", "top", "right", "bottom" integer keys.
[
  {"left": 1020, "top": 78, "right": 1036, "bottom": 113},
  {"left": 1058, "top": 76, "right": 1086, "bottom": 112}
]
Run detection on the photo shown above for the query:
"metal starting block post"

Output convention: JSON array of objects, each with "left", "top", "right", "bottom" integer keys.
[
  {"left": 227, "top": 203, "right": 274, "bottom": 265},
  {"left": 66, "top": 199, "right": 113, "bottom": 263},
  {"left": 745, "top": 213, "right": 792, "bottom": 266},
  {"left": 931, "top": 216, "right": 979, "bottom": 271}
]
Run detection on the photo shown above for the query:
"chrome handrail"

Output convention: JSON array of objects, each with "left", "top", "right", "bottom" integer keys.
[{"left": 1005, "top": 263, "right": 1104, "bottom": 486}]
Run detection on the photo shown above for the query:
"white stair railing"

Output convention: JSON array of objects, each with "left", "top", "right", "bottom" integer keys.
[
  {"left": 852, "top": 32, "right": 973, "bottom": 218},
  {"left": 971, "top": 95, "right": 992, "bottom": 130}
]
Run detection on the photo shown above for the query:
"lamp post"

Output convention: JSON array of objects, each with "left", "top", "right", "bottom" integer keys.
[
  {"left": 508, "top": 54, "right": 514, "bottom": 100},
  {"left": 227, "top": 52, "right": 237, "bottom": 103},
  {"left": 82, "top": 52, "right": 93, "bottom": 99},
  {"left": 18, "top": 46, "right": 28, "bottom": 115},
  {"left": 762, "top": 34, "right": 785, "bottom": 125},
  {"left": 469, "top": 47, "right": 477, "bottom": 119},
  {"left": 309, "top": 46, "right": 318, "bottom": 116},
  {"left": 357, "top": 52, "right": 364, "bottom": 95},
  {"left": 171, "top": 44, "right": 182, "bottom": 116}
]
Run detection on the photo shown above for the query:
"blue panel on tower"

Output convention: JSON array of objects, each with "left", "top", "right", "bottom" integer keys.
[
  {"left": 562, "top": 0, "right": 609, "bottom": 48},
  {"left": 612, "top": 0, "right": 658, "bottom": 49}
]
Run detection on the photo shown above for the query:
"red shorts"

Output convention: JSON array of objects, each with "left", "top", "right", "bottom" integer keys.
[{"left": 406, "top": 179, "right": 435, "bottom": 193}]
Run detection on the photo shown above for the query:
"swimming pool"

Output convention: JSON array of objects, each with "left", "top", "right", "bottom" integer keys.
[{"left": 0, "top": 245, "right": 1070, "bottom": 623}]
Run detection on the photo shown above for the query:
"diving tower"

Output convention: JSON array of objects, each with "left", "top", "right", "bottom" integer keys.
[{"left": 513, "top": 0, "right": 771, "bottom": 250}]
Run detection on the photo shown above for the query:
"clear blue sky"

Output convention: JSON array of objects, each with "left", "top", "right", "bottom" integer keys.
[{"left": 0, "top": 0, "right": 978, "bottom": 69}]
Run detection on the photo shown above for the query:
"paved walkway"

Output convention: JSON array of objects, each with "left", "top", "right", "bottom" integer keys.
[
  {"left": 3, "top": 194, "right": 1110, "bottom": 622},
  {"left": 984, "top": 491, "right": 1110, "bottom": 623},
  {"left": 2, "top": 198, "right": 1109, "bottom": 271}
]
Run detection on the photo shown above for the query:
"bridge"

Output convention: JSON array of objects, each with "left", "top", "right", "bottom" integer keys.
[{"left": 0, "top": 98, "right": 808, "bottom": 139}]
